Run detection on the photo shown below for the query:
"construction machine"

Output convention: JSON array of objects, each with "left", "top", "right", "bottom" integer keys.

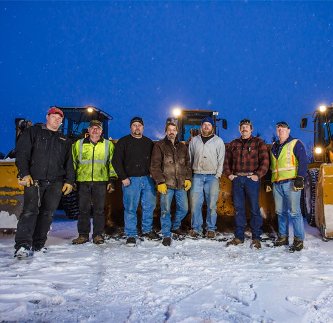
[
  {"left": 301, "top": 104, "right": 333, "bottom": 240},
  {"left": 0, "top": 106, "right": 113, "bottom": 231}
]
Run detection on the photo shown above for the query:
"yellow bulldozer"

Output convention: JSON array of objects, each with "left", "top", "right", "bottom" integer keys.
[
  {"left": 0, "top": 106, "right": 113, "bottom": 231},
  {"left": 301, "top": 104, "right": 333, "bottom": 240}
]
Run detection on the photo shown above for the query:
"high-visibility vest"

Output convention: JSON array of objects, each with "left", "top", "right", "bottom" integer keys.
[
  {"left": 72, "top": 138, "right": 117, "bottom": 182},
  {"left": 271, "top": 139, "right": 298, "bottom": 182}
]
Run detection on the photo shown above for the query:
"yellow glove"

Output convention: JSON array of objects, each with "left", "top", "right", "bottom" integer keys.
[
  {"left": 184, "top": 180, "right": 192, "bottom": 191},
  {"left": 18, "top": 175, "right": 33, "bottom": 187},
  {"left": 62, "top": 183, "right": 73, "bottom": 195},
  {"left": 157, "top": 183, "right": 167, "bottom": 194}
]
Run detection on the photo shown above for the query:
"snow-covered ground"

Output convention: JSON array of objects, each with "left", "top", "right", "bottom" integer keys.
[{"left": 1, "top": 214, "right": 333, "bottom": 322}]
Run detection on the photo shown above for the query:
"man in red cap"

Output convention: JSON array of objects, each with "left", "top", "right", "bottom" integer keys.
[{"left": 14, "top": 106, "right": 74, "bottom": 259}]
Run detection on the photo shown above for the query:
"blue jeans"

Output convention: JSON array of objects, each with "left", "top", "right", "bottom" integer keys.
[
  {"left": 122, "top": 176, "right": 156, "bottom": 237},
  {"left": 273, "top": 180, "right": 304, "bottom": 240},
  {"left": 232, "top": 176, "right": 262, "bottom": 240},
  {"left": 190, "top": 174, "right": 220, "bottom": 233},
  {"left": 160, "top": 188, "right": 188, "bottom": 237}
]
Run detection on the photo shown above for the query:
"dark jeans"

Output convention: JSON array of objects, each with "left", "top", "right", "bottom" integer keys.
[
  {"left": 232, "top": 176, "right": 262, "bottom": 240},
  {"left": 77, "top": 182, "right": 106, "bottom": 237},
  {"left": 15, "top": 181, "right": 63, "bottom": 250}
]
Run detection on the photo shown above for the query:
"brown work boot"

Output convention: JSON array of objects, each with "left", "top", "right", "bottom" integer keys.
[
  {"left": 188, "top": 230, "right": 201, "bottom": 239},
  {"left": 72, "top": 235, "right": 89, "bottom": 245},
  {"left": 289, "top": 237, "right": 304, "bottom": 252},
  {"left": 226, "top": 237, "right": 244, "bottom": 247},
  {"left": 251, "top": 239, "right": 262, "bottom": 249},
  {"left": 162, "top": 237, "right": 171, "bottom": 246},
  {"left": 273, "top": 236, "right": 289, "bottom": 247},
  {"left": 93, "top": 235, "right": 105, "bottom": 245},
  {"left": 206, "top": 231, "right": 216, "bottom": 239}
]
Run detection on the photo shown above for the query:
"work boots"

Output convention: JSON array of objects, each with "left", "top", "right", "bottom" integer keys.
[
  {"left": 251, "top": 239, "right": 262, "bottom": 249},
  {"left": 93, "top": 235, "right": 105, "bottom": 245},
  {"left": 289, "top": 237, "right": 304, "bottom": 252},
  {"left": 226, "top": 238, "right": 244, "bottom": 247},
  {"left": 72, "top": 235, "right": 89, "bottom": 245},
  {"left": 206, "top": 231, "right": 216, "bottom": 239},
  {"left": 273, "top": 236, "right": 289, "bottom": 247},
  {"left": 162, "top": 237, "right": 172, "bottom": 246}
]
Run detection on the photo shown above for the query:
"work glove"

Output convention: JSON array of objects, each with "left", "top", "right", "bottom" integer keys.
[
  {"left": 264, "top": 181, "right": 272, "bottom": 192},
  {"left": 18, "top": 175, "right": 33, "bottom": 187},
  {"left": 157, "top": 183, "right": 168, "bottom": 194},
  {"left": 294, "top": 176, "right": 304, "bottom": 191},
  {"left": 62, "top": 183, "right": 73, "bottom": 195},
  {"left": 184, "top": 180, "right": 192, "bottom": 191},
  {"left": 107, "top": 180, "right": 116, "bottom": 193}
]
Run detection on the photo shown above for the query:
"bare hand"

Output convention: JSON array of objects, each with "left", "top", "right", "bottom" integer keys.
[
  {"left": 228, "top": 175, "right": 237, "bottom": 181},
  {"left": 18, "top": 175, "right": 33, "bottom": 187},
  {"left": 248, "top": 174, "right": 259, "bottom": 182},
  {"left": 122, "top": 178, "right": 131, "bottom": 187}
]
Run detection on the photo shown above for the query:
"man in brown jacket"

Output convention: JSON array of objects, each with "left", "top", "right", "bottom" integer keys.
[{"left": 150, "top": 121, "right": 192, "bottom": 246}]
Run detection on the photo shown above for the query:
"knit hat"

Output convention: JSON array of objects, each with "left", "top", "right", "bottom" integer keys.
[
  {"left": 239, "top": 118, "right": 252, "bottom": 127},
  {"left": 130, "top": 116, "right": 144, "bottom": 126},
  {"left": 89, "top": 120, "right": 103, "bottom": 129},
  {"left": 201, "top": 116, "right": 214, "bottom": 126},
  {"left": 48, "top": 107, "right": 64, "bottom": 118}
]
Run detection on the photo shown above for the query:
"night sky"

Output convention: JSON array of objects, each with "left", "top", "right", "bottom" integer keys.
[{"left": 1, "top": 1, "right": 333, "bottom": 155}]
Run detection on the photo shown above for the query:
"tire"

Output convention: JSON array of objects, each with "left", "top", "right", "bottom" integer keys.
[
  {"left": 60, "top": 190, "right": 80, "bottom": 219},
  {"left": 303, "top": 168, "right": 319, "bottom": 227}
]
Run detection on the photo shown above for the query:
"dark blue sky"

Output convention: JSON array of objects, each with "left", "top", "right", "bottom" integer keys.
[{"left": 1, "top": 1, "right": 333, "bottom": 154}]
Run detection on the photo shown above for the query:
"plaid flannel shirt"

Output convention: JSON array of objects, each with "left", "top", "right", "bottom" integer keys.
[{"left": 223, "top": 136, "right": 269, "bottom": 179}]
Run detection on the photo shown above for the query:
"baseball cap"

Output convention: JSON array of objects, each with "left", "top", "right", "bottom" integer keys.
[
  {"left": 89, "top": 120, "right": 103, "bottom": 129},
  {"left": 276, "top": 121, "right": 290, "bottom": 129},
  {"left": 48, "top": 107, "right": 64, "bottom": 118}
]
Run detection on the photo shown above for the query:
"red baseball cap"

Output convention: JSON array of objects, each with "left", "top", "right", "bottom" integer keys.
[{"left": 48, "top": 107, "right": 64, "bottom": 118}]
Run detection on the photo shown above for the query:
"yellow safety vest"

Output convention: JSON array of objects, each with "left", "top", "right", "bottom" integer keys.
[{"left": 271, "top": 139, "right": 298, "bottom": 182}]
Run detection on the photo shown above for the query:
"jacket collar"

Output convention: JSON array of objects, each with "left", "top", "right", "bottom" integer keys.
[
  {"left": 83, "top": 136, "right": 104, "bottom": 144},
  {"left": 163, "top": 136, "right": 179, "bottom": 145}
]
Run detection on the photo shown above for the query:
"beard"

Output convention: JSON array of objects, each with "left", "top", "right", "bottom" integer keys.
[{"left": 201, "top": 128, "right": 214, "bottom": 137}]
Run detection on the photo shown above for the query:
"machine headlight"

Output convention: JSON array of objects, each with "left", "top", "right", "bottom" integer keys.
[{"left": 314, "top": 146, "right": 323, "bottom": 154}]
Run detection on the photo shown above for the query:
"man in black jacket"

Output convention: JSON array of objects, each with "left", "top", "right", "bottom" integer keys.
[
  {"left": 112, "top": 116, "right": 158, "bottom": 246},
  {"left": 14, "top": 107, "right": 74, "bottom": 259}
]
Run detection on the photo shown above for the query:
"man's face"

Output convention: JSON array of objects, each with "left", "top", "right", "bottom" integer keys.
[
  {"left": 239, "top": 124, "right": 252, "bottom": 139},
  {"left": 131, "top": 122, "right": 144, "bottom": 137},
  {"left": 201, "top": 122, "right": 214, "bottom": 136},
  {"left": 46, "top": 113, "right": 63, "bottom": 131},
  {"left": 276, "top": 126, "right": 290, "bottom": 142},
  {"left": 88, "top": 126, "right": 102, "bottom": 141},
  {"left": 166, "top": 125, "right": 177, "bottom": 141}
]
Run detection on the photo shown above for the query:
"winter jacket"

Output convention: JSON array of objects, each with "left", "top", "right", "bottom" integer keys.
[
  {"left": 15, "top": 124, "right": 75, "bottom": 184},
  {"left": 150, "top": 137, "right": 192, "bottom": 189},
  {"left": 189, "top": 135, "right": 225, "bottom": 178},
  {"left": 72, "top": 137, "right": 117, "bottom": 182},
  {"left": 112, "top": 135, "right": 154, "bottom": 180},
  {"left": 223, "top": 136, "right": 269, "bottom": 179}
]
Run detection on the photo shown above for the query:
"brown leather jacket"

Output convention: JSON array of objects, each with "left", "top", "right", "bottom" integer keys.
[{"left": 150, "top": 137, "right": 192, "bottom": 189}]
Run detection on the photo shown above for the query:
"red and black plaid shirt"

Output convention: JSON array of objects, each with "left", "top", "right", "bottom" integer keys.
[{"left": 223, "top": 136, "right": 269, "bottom": 179}]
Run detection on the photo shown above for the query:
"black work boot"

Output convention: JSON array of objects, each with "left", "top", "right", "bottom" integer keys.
[
  {"left": 141, "top": 231, "right": 161, "bottom": 241},
  {"left": 162, "top": 237, "right": 171, "bottom": 246}
]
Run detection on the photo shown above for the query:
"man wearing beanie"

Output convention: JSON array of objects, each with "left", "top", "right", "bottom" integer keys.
[
  {"left": 224, "top": 119, "right": 269, "bottom": 249},
  {"left": 112, "top": 116, "right": 159, "bottom": 246},
  {"left": 189, "top": 116, "right": 225, "bottom": 239}
]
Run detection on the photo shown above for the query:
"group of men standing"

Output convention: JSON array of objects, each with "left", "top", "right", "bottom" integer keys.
[{"left": 13, "top": 107, "right": 307, "bottom": 259}]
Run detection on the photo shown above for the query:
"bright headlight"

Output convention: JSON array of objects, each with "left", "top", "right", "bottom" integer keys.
[{"left": 314, "top": 146, "right": 323, "bottom": 154}]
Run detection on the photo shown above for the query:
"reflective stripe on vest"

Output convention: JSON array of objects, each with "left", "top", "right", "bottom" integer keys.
[
  {"left": 271, "top": 139, "right": 298, "bottom": 182},
  {"left": 78, "top": 139, "right": 109, "bottom": 164}
]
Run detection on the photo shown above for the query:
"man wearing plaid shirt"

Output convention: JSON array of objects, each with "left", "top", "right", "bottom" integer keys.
[{"left": 223, "top": 119, "right": 269, "bottom": 249}]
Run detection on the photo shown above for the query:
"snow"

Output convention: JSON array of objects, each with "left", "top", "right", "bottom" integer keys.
[{"left": 1, "top": 215, "right": 333, "bottom": 322}]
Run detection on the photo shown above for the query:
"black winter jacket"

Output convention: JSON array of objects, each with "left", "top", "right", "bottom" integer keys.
[
  {"left": 15, "top": 125, "right": 75, "bottom": 184},
  {"left": 150, "top": 137, "right": 192, "bottom": 189}
]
